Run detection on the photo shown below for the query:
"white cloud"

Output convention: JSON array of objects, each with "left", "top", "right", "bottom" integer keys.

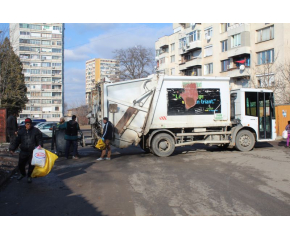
[
  {"left": 63, "top": 24, "right": 173, "bottom": 103},
  {"left": 65, "top": 24, "right": 172, "bottom": 62}
]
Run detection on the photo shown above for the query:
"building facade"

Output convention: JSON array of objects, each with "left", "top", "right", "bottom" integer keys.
[
  {"left": 10, "top": 23, "right": 64, "bottom": 122},
  {"left": 155, "top": 23, "right": 290, "bottom": 103},
  {"left": 85, "top": 58, "right": 119, "bottom": 104}
]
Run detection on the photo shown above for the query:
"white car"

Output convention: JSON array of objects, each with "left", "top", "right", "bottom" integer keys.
[{"left": 38, "top": 122, "right": 58, "bottom": 138}]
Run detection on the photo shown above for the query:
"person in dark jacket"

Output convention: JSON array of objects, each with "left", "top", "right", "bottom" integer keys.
[
  {"left": 6, "top": 112, "right": 18, "bottom": 144},
  {"left": 9, "top": 118, "right": 43, "bottom": 183},
  {"left": 97, "top": 117, "right": 113, "bottom": 161},
  {"left": 58, "top": 115, "right": 80, "bottom": 159}
]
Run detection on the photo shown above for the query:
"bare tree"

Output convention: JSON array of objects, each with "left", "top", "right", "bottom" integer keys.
[
  {"left": 67, "top": 99, "right": 89, "bottom": 126},
  {"left": 247, "top": 52, "right": 289, "bottom": 105},
  {"left": 113, "top": 45, "right": 155, "bottom": 80}
]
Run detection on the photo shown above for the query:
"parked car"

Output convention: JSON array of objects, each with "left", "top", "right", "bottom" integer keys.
[
  {"left": 18, "top": 119, "right": 47, "bottom": 130},
  {"left": 37, "top": 122, "right": 58, "bottom": 138}
]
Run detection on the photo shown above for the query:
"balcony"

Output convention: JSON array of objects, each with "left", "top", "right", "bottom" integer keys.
[
  {"left": 227, "top": 23, "right": 250, "bottom": 36},
  {"left": 227, "top": 67, "right": 250, "bottom": 78},
  {"left": 179, "top": 63, "right": 187, "bottom": 71},
  {"left": 179, "top": 41, "right": 202, "bottom": 55},
  {"left": 228, "top": 46, "right": 251, "bottom": 58},
  {"left": 185, "top": 58, "right": 202, "bottom": 68}
]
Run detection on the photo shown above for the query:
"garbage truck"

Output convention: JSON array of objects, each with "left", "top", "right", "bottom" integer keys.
[{"left": 86, "top": 74, "right": 276, "bottom": 157}]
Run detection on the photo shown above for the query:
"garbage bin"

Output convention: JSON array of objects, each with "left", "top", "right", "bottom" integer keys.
[{"left": 51, "top": 126, "right": 84, "bottom": 157}]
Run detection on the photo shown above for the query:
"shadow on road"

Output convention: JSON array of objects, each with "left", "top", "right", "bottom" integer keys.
[{"left": 0, "top": 159, "right": 105, "bottom": 216}]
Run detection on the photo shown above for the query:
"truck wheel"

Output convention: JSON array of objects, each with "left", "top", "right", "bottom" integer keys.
[
  {"left": 151, "top": 133, "right": 175, "bottom": 157},
  {"left": 235, "top": 130, "right": 255, "bottom": 152}
]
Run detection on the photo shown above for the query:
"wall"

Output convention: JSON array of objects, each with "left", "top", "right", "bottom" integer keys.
[{"left": 0, "top": 109, "right": 7, "bottom": 143}]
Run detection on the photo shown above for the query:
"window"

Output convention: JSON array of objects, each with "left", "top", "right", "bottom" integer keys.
[
  {"left": 52, "top": 62, "right": 62, "bottom": 67},
  {"left": 31, "top": 92, "right": 41, "bottom": 97},
  {"left": 41, "top": 70, "right": 52, "bottom": 75},
  {"left": 42, "top": 33, "right": 52, "bottom": 38},
  {"left": 170, "top": 55, "right": 175, "bottom": 63},
  {"left": 204, "top": 45, "right": 213, "bottom": 57},
  {"left": 257, "top": 49, "right": 274, "bottom": 65},
  {"left": 31, "top": 62, "right": 41, "bottom": 67},
  {"left": 220, "top": 23, "right": 228, "bottom": 33},
  {"left": 42, "top": 84, "right": 52, "bottom": 89},
  {"left": 57, "top": 41, "right": 62, "bottom": 46},
  {"left": 42, "top": 40, "right": 51, "bottom": 45},
  {"left": 204, "top": 63, "right": 213, "bottom": 75},
  {"left": 30, "top": 32, "right": 41, "bottom": 37},
  {"left": 257, "top": 26, "right": 274, "bottom": 43},
  {"left": 231, "top": 34, "right": 241, "bottom": 48},
  {"left": 20, "top": 39, "right": 40, "bottom": 45},
  {"left": 52, "top": 48, "right": 61, "bottom": 53},
  {"left": 52, "top": 85, "right": 61, "bottom": 89},
  {"left": 245, "top": 92, "right": 258, "bottom": 116},
  {"left": 257, "top": 74, "right": 274, "bottom": 87},
  {"left": 43, "top": 114, "right": 51, "bottom": 119},
  {"left": 53, "top": 26, "right": 61, "bottom": 31},
  {"left": 205, "top": 27, "right": 213, "bottom": 39},
  {"left": 52, "top": 114, "right": 60, "bottom": 118},
  {"left": 42, "top": 48, "right": 52, "bottom": 52},
  {"left": 221, "top": 59, "right": 230, "bottom": 72},
  {"left": 171, "top": 68, "right": 175, "bottom": 75},
  {"left": 19, "top": 23, "right": 41, "bottom": 30},
  {"left": 52, "top": 34, "right": 62, "bottom": 38},
  {"left": 42, "top": 99, "right": 52, "bottom": 104},
  {"left": 179, "top": 37, "right": 186, "bottom": 48},
  {"left": 52, "top": 92, "right": 61, "bottom": 97},
  {"left": 221, "top": 40, "right": 228, "bottom": 52},
  {"left": 41, "top": 55, "right": 52, "bottom": 60},
  {"left": 42, "top": 62, "right": 51, "bottom": 67},
  {"left": 31, "top": 77, "right": 41, "bottom": 82},
  {"left": 24, "top": 77, "right": 30, "bottom": 82},
  {"left": 31, "top": 54, "right": 40, "bottom": 59},
  {"left": 42, "top": 92, "right": 52, "bottom": 97},
  {"left": 31, "top": 107, "right": 41, "bottom": 111},
  {"left": 42, "top": 78, "right": 52, "bottom": 82},
  {"left": 170, "top": 43, "right": 175, "bottom": 52},
  {"left": 52, "top": 100, "right": 61, "bottom": 104},
  {"left": 20, "top": 54, "right": 30, "bottom": 59},
  {"left": 55, "top": 107, "right": 60, "bottom": 111},
  {"left": 30, "top": 69, "right": 40, "bottom": 74},
  {"left": 19, "top": 46, "right": 31, "bottom": 51},
  {"left": 52, "top": 70, "right": 61, "bottom": 75},
  {"left": 20, "top": 31, "right": 30, "bottom": 36},
  {"left": 52, "top": 56, "right": 61, "bottom": 60},
  {"left": 160, "top": 57, "right": 165, "bottom": 64}
]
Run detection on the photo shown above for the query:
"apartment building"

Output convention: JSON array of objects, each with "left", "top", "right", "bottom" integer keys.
[
  {"left": 155, "top": 23, "right": 290, "bottom": 103},
  {"left": 10, "top": 23, "right": 64, "bottom": 122},
  {"left": 85, "top": 58, "right": 119, "bottom": 104}
]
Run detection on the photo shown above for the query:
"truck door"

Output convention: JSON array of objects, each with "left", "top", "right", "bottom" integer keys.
[{"left": 258, "top": 92, "right": 272, "bottom": 139}]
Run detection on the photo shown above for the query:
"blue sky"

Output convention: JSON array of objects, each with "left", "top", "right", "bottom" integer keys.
[{"left": 0, "top": 23, "right": 173, "bottom": 105}]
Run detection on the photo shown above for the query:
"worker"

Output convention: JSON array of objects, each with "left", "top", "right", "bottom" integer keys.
[
  {"left": 57, "top": 116, "right": 65, "bottom": 126},
  {"left": 6, "top": 111, "right": 18, "bottom": 144},
  {"left": 97, "top": 117, "right": 113, "bottom": 161},
  {"left": 58, "top": 115, "right": 80, "bottom": 159},
  {"left": 9, "top": 118, "right": 43, "bottom": 183}
]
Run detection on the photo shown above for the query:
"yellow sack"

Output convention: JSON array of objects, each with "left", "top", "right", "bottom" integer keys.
[
  {"left": 31, "top": 149, "right": 58, "bottom": 178},
  {"left": 95, "top": 139, "right": 106, "bottom": 150}
]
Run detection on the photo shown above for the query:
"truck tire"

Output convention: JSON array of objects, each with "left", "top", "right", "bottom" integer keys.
[
  {"left": 151, "top": 133, "right": 175, "bottom": 157},
  {"left": 235, "top": 130, "right": 255, "bottom": 152}
]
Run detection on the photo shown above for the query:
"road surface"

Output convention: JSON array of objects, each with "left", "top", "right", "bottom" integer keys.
[{"left": 0, "top": 139, "right": 290, "bottom": 216}]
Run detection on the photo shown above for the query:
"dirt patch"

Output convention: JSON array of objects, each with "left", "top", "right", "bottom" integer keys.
[{"left": 0, "top": 155, "right": 18, "bottom": 186}]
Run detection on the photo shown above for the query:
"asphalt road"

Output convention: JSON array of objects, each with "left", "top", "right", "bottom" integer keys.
[{"left": 1, "top": 139, "right": 290, "bottom": 216}]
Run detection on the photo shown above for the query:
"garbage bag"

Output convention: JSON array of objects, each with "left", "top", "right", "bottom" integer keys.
[
  {"left": 31, "top": 148, "right": 46, "bottom": 168},
  {"left": 31, "top": 149, "right": 58, "bottom": 178},
  {"left": 95, "top": 139, "right": 106, "bottom": 150},
  {"left": 282, "top": 130, "right": 288, "bottom": 139}
]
